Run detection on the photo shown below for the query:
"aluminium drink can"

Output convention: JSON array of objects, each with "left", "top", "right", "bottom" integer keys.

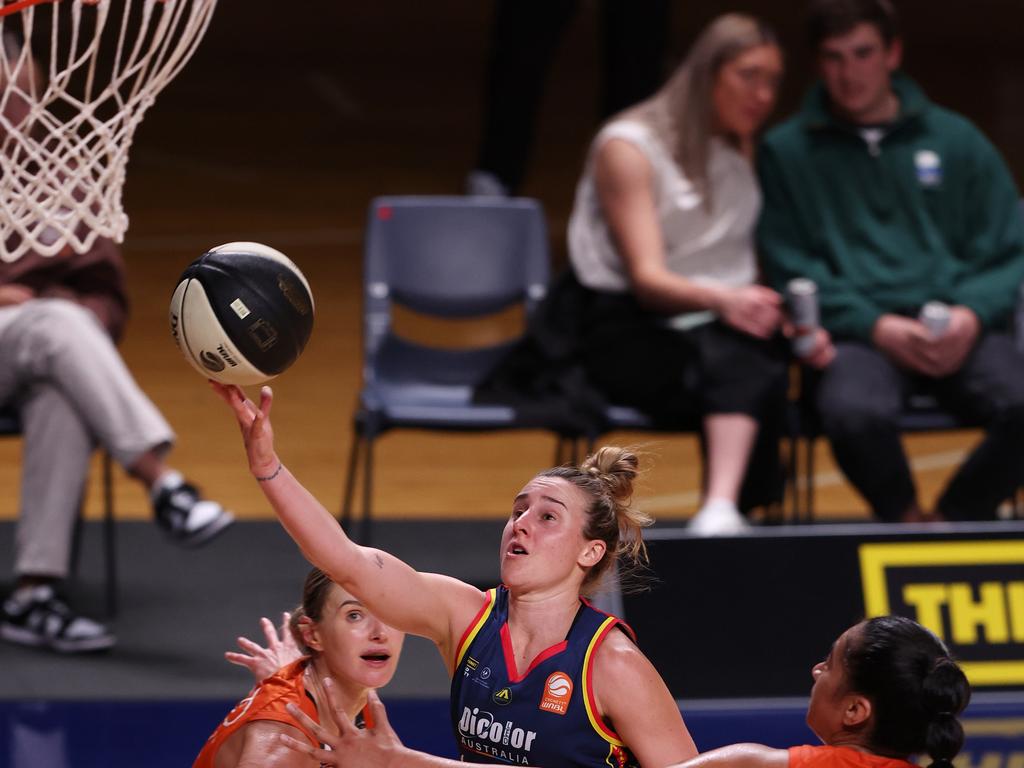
[
  {"left": 919, "top": 301, "right": 951, "bottom": 337},
  {"left": 787, "top": 278, "right": 818, "bottom": 357}
]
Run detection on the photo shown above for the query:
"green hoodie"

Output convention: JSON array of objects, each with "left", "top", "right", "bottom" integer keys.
[{"left": 757, "top": 72, "right": 1024, "bottom": 342}]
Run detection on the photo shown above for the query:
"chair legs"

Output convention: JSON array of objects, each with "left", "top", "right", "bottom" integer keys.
[
  {"left": 340, "top": 429, "right": 362, "bottom": 534},
  {"left": 102, "top": 452, "right": 117, "bottom": 618},
  {"left": 361, "top": 438, "right": 375, "bottom": 546},
  {"left": 68, "top": 451, "right": 118, "bottom": 618},
  {"left": 339, "top": 426, "right": 376, "bottom": 545},
  {"left": 554, "top": 435, "right": 584, "bottom": 466}
]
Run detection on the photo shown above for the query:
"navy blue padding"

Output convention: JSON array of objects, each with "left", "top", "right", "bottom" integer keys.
[
  {"left": 365, "top": 196, "right": 549, "bottom": 320},
  {"left": 177, "top": 249, "right": 314, "bottom": 376},
  {"left": 359, "top": 196, "right": 550, "bottom": 433}
]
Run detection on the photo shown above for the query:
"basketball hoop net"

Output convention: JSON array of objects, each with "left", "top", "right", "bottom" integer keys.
[{"left": 0, "top": 0, "right": 217, "bottom": 261}]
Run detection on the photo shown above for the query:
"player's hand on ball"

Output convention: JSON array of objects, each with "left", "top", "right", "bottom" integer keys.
[
  {"left": 210, "top": 381, "right": 279, "bottom": 478},
  {"left": 281, "top": 684, "right": 406, "bottom": 768}
]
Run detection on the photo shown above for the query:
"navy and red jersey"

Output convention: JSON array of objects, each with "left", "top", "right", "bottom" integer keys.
[{"left": 450, "top": 586, "right": 639, "bottom": 767}]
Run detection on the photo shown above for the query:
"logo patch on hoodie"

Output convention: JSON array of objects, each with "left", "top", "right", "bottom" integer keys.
[{"left": 914, "top": 149, "right": 942, "bottom": 187}]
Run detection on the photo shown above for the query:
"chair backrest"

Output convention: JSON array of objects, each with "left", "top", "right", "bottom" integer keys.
[{"left": 362, "top": 196, "right": 550, "bottom": 385}]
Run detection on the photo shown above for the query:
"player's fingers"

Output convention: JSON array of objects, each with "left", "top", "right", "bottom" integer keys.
[
  {"left": 211, "top": 380, "right": 260, "bottom": 428},
  {"left": 224, "top": 652, "right": 255, "bottom": 668},
  {"left": 259, "top": 617, "right": 280, "bottom": 648},
  {"left": 235, "top": 636, "right": 265, "bottom": 656},
  {"left": 285, "top": 702, "right": 334, "bottom": 742},
  {"left": 260, "top": 385, "right": 274, "bottom": 418},
  {"left": 366, "top": 689, "right": 397, "bottom": 738},
  {"left": 322, "top": 678, "right": 361, "bottom": 736},
  {"left": 278, "top": 732, "right": 338, "bottom": 766}
]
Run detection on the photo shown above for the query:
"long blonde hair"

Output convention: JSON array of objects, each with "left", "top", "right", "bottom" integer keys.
[{"left": 619, "top": 14, "right": 778, "bottom": 206}]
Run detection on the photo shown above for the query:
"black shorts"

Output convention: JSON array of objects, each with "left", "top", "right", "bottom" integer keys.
[{"left": 578, "top": 287, "right": 788, "bottom": 425}]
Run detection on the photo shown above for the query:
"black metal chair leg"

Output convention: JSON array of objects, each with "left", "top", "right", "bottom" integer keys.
[
  {"left": 340, "top": 429, "right": 364, "bottom": 531},
  {"left": 787, "top": 430, "right": 799, "bottom": 522},
  {"left": 805, "top": 435, "right": 816, "bottom": 522},
  {"left": 102, "top": 452, "right": 117, "bottom": 618},
  {"left": 360, "top": 437, "right": 375, "bottom": 546}
]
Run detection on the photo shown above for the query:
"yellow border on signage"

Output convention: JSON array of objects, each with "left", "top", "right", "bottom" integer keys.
[
  {"left": 858, "top": 540, "right": 1024, "bottom": 686},
  {"left": 963, "top": 717, "right": 1024, "bottom": 737}
]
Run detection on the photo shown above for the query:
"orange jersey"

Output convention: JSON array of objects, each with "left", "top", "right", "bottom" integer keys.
[
  {"left": 790, "top": 745, "right": 917, "bottom": 768},
  {"left": 193, "top": 659, "right": 319, "bottom": 768}
]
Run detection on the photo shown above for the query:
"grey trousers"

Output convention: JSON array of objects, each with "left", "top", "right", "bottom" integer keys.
[{"left": 0, "top": 300, "right": 175, "bottom": 578}]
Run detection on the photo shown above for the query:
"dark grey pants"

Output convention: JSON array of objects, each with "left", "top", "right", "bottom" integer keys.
[{"left": 815, "top": 333, "right": 1024, "bottom": 520}]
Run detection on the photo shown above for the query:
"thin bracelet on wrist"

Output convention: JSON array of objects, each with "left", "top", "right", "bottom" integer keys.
[{"left": 255, "top": 461, "right": 284, "bottom": 482}]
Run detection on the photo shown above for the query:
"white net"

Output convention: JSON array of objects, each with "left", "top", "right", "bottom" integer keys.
[{"left": 0, "top": 0, "right": 217, "bottom": 261}]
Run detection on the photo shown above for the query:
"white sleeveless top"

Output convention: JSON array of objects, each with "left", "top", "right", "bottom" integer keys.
[{"left": 567, "top": 119, "right": 760, "bottom": 328}]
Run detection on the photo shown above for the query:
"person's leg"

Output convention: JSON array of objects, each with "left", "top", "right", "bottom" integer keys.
[
  {"left": 689, "top": 324, "right": 788, "bottom": 533},
  {"left": 599, "top": 0, "right": 670, "bottom": 117},
  {"left": 2, "top": 384, "right": 115, "bottom": 652},
  {"left": 10, "top": 300, "right": 173, "bottom": 466},
  {"left": 471, "top": 0, "right": 578, "bottom": 195},
  {"left": 702, "top": 413, "right": 759, "bottom": 502},
  {"left": 7, "top": 300, "right": 232, "bottom": 544},
  {"left": 816, "top": 343, "right": 918, "bottom": 521},
  {"left": 14, "top": 385, "right": 92, "bottom": 580},
  {"left": 932, "top": 332, "right": 1024, "bottom": 520}
]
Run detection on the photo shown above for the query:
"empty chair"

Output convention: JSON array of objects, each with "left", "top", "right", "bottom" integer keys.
[{"left": 340, "top": 195, "right": 553, "bottom": 541}]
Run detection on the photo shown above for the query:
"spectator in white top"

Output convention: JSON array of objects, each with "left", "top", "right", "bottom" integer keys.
[{"left": 566, "top": 13, "right": 834, "bottom": 534}]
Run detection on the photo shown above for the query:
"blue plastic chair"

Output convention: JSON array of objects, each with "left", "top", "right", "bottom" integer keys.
[
  {"left": 340, "top": 196, "right": 553, "bottom": 542},
  {"left": 0, "top": 407, "right": 118, "bottom": 615}
]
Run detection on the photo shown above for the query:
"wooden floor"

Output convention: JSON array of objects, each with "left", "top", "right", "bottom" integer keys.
[{"left": 0, "top": 0, "right": 1015, "bottom": 526}]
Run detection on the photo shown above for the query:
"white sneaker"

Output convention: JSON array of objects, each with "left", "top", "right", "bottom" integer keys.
[
  {"left": 689, "top": 499, "right": 750, "bottom": 536},
  {"left": 1, "top": 585, "right": 115, "bottom": 653},
  {"left": 152, "top": 474, "right": 234, "bottom": 547},
  {"left": 465, "top": 170, "right": 510, "bottom": 197}
]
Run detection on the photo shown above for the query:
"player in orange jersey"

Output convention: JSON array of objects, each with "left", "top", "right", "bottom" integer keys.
[{"left": 193, "top": 567, "right": 404, "bottom": 768}]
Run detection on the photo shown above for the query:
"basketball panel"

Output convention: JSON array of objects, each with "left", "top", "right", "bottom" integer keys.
[
  {"left": 208, "top": 241, "right": 315, "bottom": 310},
  {"left": 193, "top": 251, "right": 314, "bottom": 375},
  {"left": 175, "top": 279, "right": 275, "bottom": 386}
]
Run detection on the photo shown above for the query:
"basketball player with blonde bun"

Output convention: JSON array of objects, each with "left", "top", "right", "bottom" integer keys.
[
  {"left": 213, "top": 381, "right": 697, "bottom": 767},
  {"left": 194, "top": 567, "right": 404, "bottom": 768}
]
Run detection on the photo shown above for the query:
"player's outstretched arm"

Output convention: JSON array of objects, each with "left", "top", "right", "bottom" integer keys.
[
  {"left": 212, "top": 382, "right": 483, "bottom": 659},
  {"left": 669, "top": 744, "right": 789, "bottom": 768}
]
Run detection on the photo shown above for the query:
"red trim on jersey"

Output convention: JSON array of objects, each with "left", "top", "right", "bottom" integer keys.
[
  {"left": 580, "top": 596, "right": 637, "bottom": 643},
  {"left": 499, "top": 622, "right": 569, "bottom": 683},
  {"left": 582, "top": 618, "right": 627, "bottom": 744},
  {"left": 454, "top": 589, "right": 495, "bottom": 669}
]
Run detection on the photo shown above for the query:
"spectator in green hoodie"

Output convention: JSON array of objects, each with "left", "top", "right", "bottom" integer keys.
[{"left": 757, "top": 0, "right": 1024, "bottom": 522}]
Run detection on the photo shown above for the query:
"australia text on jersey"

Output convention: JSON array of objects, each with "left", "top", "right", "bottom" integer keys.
[{"left": 459, "top": 706, "right": 538, "bottom": 764}]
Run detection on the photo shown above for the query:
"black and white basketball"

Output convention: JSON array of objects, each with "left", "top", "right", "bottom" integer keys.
[{"left": 169, "top": 241, "right": 315, "bottom": 385}]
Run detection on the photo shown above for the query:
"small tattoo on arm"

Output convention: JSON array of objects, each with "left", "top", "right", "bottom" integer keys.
[{"left": 374, "top": 554, "right": 384, "bottom": 569}]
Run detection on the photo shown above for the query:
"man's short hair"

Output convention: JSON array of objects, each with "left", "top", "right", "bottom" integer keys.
[{"left": 806, "top": 0, "right": 900, "bottom": 50}]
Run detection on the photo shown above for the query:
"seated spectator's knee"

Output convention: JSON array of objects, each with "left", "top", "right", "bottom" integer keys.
[
  {"left": 990, "top": 401, "right": 1024, "bottom": 435},
  {"left": 14, "top": 300, "right": 109, "bottom": 366},
  {"left": 24, "top": 300, "right": 103, "bottom": 342},
  {"left": 820, "top": 403, "right": 897, "bottom": 442}
]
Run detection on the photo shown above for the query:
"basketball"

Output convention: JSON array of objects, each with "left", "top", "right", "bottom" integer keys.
[{"left": 169, "top": 241, "right": 315, "bottom": 386}]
